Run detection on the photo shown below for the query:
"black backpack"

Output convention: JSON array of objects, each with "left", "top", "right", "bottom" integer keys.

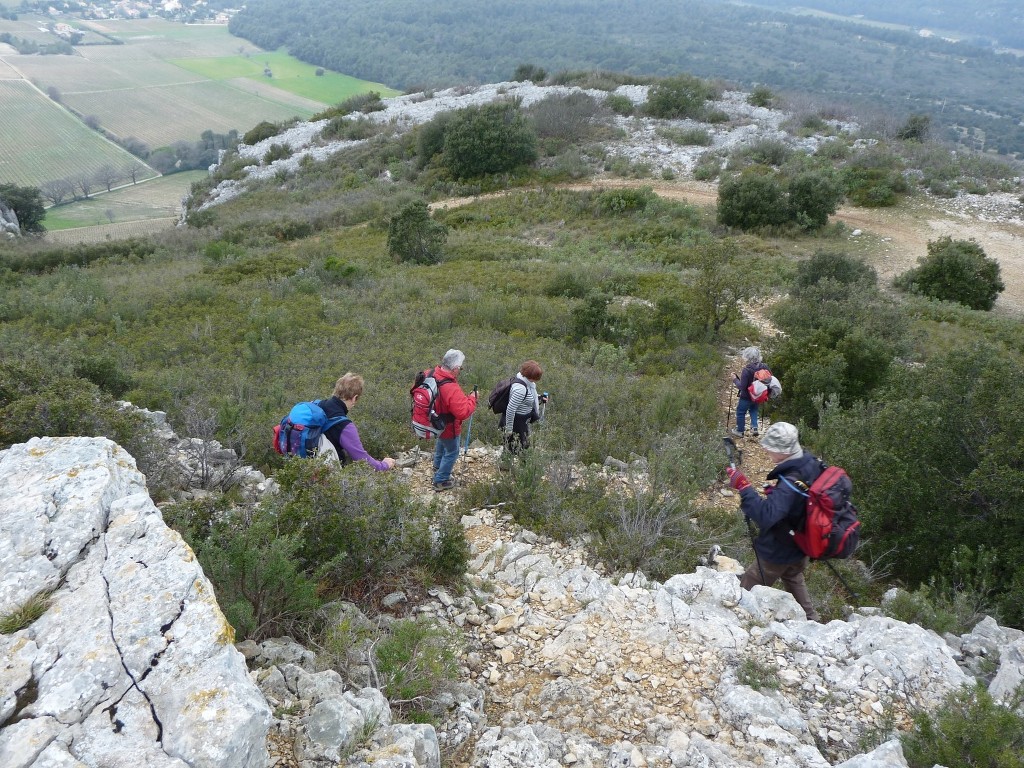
[{"left": 487, "top": 376, "right": 515, "bottom": 414}]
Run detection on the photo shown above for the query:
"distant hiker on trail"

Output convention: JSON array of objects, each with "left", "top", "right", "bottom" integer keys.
[
  {"left": 731, "top": 346, "right": 769, "bottom": 438},
  {"left": 501, "top": 360, "right": 546, "bottom": 455},
  {"left": 725, "top": 422, "right": 821, "bottom": 621},
  {"left": 422, "top": 349, "right": 478, "bottom": 491},
  {"left": 319, "top": 373, "right": 396, "bottom": 470}
]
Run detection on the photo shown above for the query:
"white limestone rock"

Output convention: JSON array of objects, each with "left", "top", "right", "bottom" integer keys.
[{"left": 0, "top": 437, "right": 271, "bottom": 768}]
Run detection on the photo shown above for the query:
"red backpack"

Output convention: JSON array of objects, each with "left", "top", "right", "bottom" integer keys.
[
  {"left": 748, "top": 368, "right": 778, "bottom": 404},
  {"left": 780, "top": 465, "right": 861, "bottom": 560},
  {"left": 410, "top": 368, "right": 453, "bottom": 439}
]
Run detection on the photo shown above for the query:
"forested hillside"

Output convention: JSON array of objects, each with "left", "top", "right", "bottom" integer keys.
[
  {"left": 228, "top": 0, "right": 1024, "bottom": 155},
  {"left": 738, "top": 0, "right": 1024, "bottom": 48}
]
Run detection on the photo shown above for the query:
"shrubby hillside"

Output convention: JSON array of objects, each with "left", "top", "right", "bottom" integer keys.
[{"left": 3, "top": 72, "right": 1024, "bottom": 640}]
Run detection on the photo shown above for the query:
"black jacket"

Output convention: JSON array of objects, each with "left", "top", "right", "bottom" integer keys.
[
  {"left": 738, "top": 451, "right": 824, "bottom": 564},
  {"left": 320, "top": 396, "right": 352, "bottom": 464}
]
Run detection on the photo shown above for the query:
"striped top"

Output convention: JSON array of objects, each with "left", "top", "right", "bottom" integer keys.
[{"left": 504, "top": 373, "right": 538, "bottom": 426}]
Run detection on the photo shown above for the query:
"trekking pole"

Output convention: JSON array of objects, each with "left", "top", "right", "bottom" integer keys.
[
  {"left": 461, "top": 386, "right": 477, "bottom": 458},
  {"left": 823, "top": 560, "right": 860, "bottom": 602},
  {"left": 725, "top": 385, "right": 734, "bottom": 432},
  {"left": 724, "top": 437, "right": 766, "bottom": 585}
]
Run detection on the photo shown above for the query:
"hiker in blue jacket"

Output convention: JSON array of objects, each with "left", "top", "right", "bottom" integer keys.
[{"left": 726, "top": 422, "right": 822, "bottom": 621}]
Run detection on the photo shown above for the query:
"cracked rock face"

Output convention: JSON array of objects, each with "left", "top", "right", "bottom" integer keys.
[{"left": 0, "top": 437, "right": 271, "bottom": 768}]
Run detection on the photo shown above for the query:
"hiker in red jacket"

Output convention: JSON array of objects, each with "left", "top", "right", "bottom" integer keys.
[{"left": 427, "top": 349, "right": 478, "bottom": 491}]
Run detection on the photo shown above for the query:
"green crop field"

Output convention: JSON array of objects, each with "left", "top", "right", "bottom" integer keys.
[
  {"left": 0, "top": 17, "right": 397, "bottom": 190},
  {"left": 42, "top": 170, "right": 205, "bottom": 230},
  {"left": 0, "top": 81, "right": 156, "bottom": 187},
  {"left": 61, "top": 79, "right": 316, "bottom": 147},
  {"left": 172, "top": 50, "right": 400, "bottom": 103}
]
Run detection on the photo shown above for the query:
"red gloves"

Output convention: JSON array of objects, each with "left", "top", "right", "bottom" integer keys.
[{"left": 726, "top": 467, "right": 751, "bottom": 492}]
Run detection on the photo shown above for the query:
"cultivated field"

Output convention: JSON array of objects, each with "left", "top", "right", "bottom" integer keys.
[
  {"left": 42, "top": 170, "right": 205, "bottom": 231},
  {"left": 43, "top": 217, "right": 179, "bottom": 244},
  {"left": 61, "top": 78, "right": 315, "bottom": 147},
  {"left": 0, "top": 16, "right": 397, "bottom": 191},
  {"left": 0, "top": 17, "right": 59, "bottom": 45},
  {"left": 172, "top": 49, "right": 399, "bottom": 103},
  {"left": 0, "top": 80, "right": 155, "bottom": 187}
]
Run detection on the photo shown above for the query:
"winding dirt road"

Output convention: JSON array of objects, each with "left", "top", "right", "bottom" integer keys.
[{"left": 434, "top": 179, "right": 1024, "bottom": 315}]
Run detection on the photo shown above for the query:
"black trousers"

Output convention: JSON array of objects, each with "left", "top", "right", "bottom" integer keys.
[{"left": 500, "top": 412, "right": 532, "bottom": 454}]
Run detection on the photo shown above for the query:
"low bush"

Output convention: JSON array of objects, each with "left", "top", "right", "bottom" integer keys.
[
  {"left": 644, "top": 74, "right": 716, "bottom": 120},
  {"left": 901, "top": 682, "right": 1024, "bottom": 768},
  {"left": 374, "top": 617, "right": 462, "bottom": 723},
  {"left": 243, "top": 120, "right": 282, "bottom": 146},
  {"left": 895, "top": 236, "right": 1004, "bottom": 311}
]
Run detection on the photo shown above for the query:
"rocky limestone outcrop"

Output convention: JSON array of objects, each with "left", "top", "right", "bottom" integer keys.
[
  {"left": 3, "top": 437, "right": 1022, "bottom": 768},
  {"left": 0, "top": 436, "right": 271, "bottom": 767},
  {"left": 0, "top": 199, "right": 20, "bottom": 238}
]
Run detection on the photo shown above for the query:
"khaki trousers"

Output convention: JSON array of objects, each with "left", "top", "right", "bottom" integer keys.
[{"left": 741, "top": 556, "right": 819, "bottom": 621}]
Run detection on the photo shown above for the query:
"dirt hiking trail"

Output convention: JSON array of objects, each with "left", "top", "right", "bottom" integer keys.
[{"left": 433, "top": 178, "right": 1024, "bottom": 315}]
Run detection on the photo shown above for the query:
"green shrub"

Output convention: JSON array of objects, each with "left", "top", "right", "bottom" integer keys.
[
  {"left": 387, "top": 200, "right": 449, "bottom": 264},
  {"left": 441, "top": 102, "right": 538, "bottom": 179},
  {"left": 243, "top": 121, "right": 281, "bottom": 145},
  {"left": 597, "top": 186, "right": 656, "bottom": 215},
  {"left": 747, "top": 85, "right": 773, "bottom": 108},
  {"left": 737, "top": 656, "right": 780, "bottom": 691},
  {"left": 644, "top": 74, "right": 716, "bottom": 119},
  {"left": 792, "top": 250, "right": 877, "bottom": 295},
  {"left": 268, "top": 460, "right": 468, "bottom": 592},
  {"left": 717, "top": 169, "right": 788, "bottom": 230},
  {"left": 312, "top": 91, "right": 385, "bottom": 121},
  {"left": 529, "top": 92, "right": 600, "bottom": 141},
  {"left": 263, "top": 143, "right": 292, "bottom": 163},
  {"left": 512, "top": 63, "right": 547, "bottom": 83},
  {"left": 787, "top": 170, "right": 844, "bottom": 230},
  {"left": 656, "top": 126, "right": 712, "bottom": 146},
  {"left": 190, "top": 507, "right": 323, "bottom": 642},
  {"left": 604, "top": 93, "right": 635, "bottom": 116},
  {"left": 895, "top": 236, "right": 1004, "bottom": 311},
  {"left": 901, "top": 682, "right": 1024, "bottom": 768},
  {"left": 883, "top": 585, "right": 988, "bottom": 637},
  {"left": 374, "top": 617, "right": 461, "bottom": 723}
]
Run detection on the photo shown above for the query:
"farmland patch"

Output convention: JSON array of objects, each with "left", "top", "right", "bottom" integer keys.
[
  {"left": 172, "top": 49, "right": 400, "bottom": 103},
  {"left": 42, "top": 170, "right": 204, "bottom": 230},
  {"left": 0, "top": 80, "right": 152, "bottom": 186},
  {"left": 61, "top": 79, "right": 314, "bottom": 147}
]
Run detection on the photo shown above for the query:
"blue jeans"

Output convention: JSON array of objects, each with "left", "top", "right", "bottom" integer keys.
[
  {"left": 432, "top": 438, "right": 460, "bottom": 484},
  {"left": 736, "top": 398, "right": 759, "bottom": 434}
]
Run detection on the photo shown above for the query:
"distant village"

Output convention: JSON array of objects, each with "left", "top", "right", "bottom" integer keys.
[{"left": 22, "top": 0, "right": 236, "bottom": 27}]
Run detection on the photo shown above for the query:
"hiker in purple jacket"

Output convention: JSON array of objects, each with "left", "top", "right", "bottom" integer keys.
[{"left": 319, "top": 373, "right": 396, "bottom": 470}]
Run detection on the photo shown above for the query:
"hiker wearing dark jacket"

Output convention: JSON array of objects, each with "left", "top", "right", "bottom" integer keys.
[
  {"left": 320, "top": 373, "right": 396, "bottom": 471},
  {"left": 726, "top": 422, "right": 822, "bottom": 621},
  {"left": 501, "top": 360, "right": 545, "bottom": 454},
  {"left": 731, "top": 346, "right": 769, "bottom": 438},
  {"left": 427, "top": 349, "right": 478, "bottom": 490}
]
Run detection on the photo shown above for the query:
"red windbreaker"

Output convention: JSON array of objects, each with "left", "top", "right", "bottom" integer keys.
[{"left": 428, "top": 366, "right": 477, "bottom": 439}]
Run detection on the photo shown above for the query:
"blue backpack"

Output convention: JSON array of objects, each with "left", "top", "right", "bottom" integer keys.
[{"left": 273, "top": 400, "right": 350, "bottom": 458}]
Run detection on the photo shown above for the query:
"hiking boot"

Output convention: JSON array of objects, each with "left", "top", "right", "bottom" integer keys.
[
  {"left": 433, "top": 479, "right": 457, "bottom": 492},
  {"left": 729, "top": 428, "right": 745, "bottom": 438},
  {"left": 751, "top": 430, "right": 760, "bottom": 438}
]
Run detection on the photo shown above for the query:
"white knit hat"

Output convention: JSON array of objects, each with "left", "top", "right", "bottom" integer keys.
[{"left": 760, "top": 422, "right": 801, "bottom": 455}]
